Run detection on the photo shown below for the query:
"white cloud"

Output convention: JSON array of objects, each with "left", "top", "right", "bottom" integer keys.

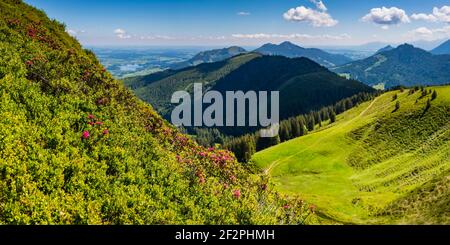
[
  {"left": 114, "top": 28, "right": 131, "bottom": 39},
  {"left": 231, "top": 33, "right": 351, "bottom": 40},
  {"left": 283, "top": 6, "right": 338, "bottom": 27},
  {"left": 411, "top": 13, "right": 438, "bottom": 22},
  {"left": 237, "top": 12, "right": 250, "bottom": 16},
  {"left": 309, "top": 0, "right": 327, "bottom": 12},
  {"left": 412, "top": 6, "right": 450, "bottom": 23},
  {"left": 381, "top": 25, "right": 389, "bottom": 30},
  {"left": 406, "top": 26, "right": 450, "bottom": 41},
  {"left": 362, "top": 7, "right": 410, "bottom": 26},
  {"left": 413, "top": 27, "right": 433, "bottom": 35},
  {"left": 433, "top": 6, "right": 450, "bottom": 23}
]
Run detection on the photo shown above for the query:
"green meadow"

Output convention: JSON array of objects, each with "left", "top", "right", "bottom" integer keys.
[{"left": 252, "top": 86, "right": 450, "bottom": 224}]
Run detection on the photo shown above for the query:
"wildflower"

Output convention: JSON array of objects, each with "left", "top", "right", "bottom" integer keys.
[
  {"left": 88, "top": 114, "right": 94, "bottom": 119},
  {"left": 208, "top": 147, "right": 214, "bottom": 151},
  {"left": 27, "top": 28, "right": 37, "bottom": 38},
  {"left": 102, "top": 129, "right": 109, "bottom": 135},
  {"left": 261, "top": 184, "right": 267, "bottom": 191},
  {"left": 283, "top": 205, "right": 290, "bottom": 209},
  {"left": 198, "top": 176, "right": 205, "bottom": 184},
  {"left": 82, "top": 131, "right": 90, "bottom": 139},
  {"left": 95, "top": 121, "right": 103, "bottom": 125},
  {"left": 230, "top": 175, "right": 237, "bottom": 182},
  {"left": 199, "top": 152, "right": 206, "bottom": 157},
  {"left": 233, "top": 189, "right": 241, "bottom": 198},
  {"left": 223, "top": 183, "right": 229, "bottom": 189},
  {"left": 25, "top": 60, "right": 33, "bottom": 66}
]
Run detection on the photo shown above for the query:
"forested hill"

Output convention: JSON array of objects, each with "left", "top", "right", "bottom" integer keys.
[
  {"left": 0, "top": 0, "right": 315, "bottom": 224},
  {"left": 333, "top": 44, "right": 450, "bottom": 88},
  {"left": 124, "top": 53, "right": 374, "bottom": 136}
]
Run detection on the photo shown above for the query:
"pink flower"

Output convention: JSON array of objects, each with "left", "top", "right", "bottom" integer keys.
[
  {"left": 102, "top": 129, "right": 109, "bottom": 135},
  {"left": 199, "top": 152, "right": 206, "bottom": 157},
  {"left": 233, "top": 189, "right": 241, "bottom": 198},
  {"left": 95, "top": 121, "right": 103, "bottom": 125},
  {"left": 25, "top": 60, "right": 33, "bottom": 66},
  {"left": 283, "top": 205, "right": 290, "bottom": 209},
  {"left": 82, "top": 131, "right": 90, "bottom": 139},
  {"left": 230, "top": 175, "right": 237, "bottom": 182},
  {"left": 198, "top": 177, "right": 205, "bottom": 184},
  {"left": 261, "top": 184, "right": 267, "bottom": 191},
  {"left": 208, "top": 147, "right": 214, "bottom": 151},
  {"left": 88, "top": 114, "right": 94, "bottom": 119}
]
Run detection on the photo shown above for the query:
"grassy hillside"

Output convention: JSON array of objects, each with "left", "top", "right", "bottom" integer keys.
[
  {"left": 0, "top": 0, "right": 316, "bottom": 224},
  {"left": 252, "top": 86, "right": 450, "bottom": 224}
]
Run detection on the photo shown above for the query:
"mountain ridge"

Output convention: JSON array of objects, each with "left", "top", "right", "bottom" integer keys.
[
  {"left": 171, "top": 46, "right": 247, "bottom": 70},
  {"left": 431, "top": 39, "right": 450, "bottom": 55},
  {"left": 254, "top": 41, "right": 353, "bottom": 67},
  {"left": 124, "top": 53, "right": 373, "bottom": 137},
  {"left": 333, "top": 43, "right": 450, "bottom": 88}
]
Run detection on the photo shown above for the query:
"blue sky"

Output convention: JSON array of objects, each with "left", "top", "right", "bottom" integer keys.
[{"left": 25, "top": 0, "right": 450, "bottom": 46}]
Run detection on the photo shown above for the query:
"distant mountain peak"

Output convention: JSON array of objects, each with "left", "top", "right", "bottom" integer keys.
[
  {"left": 333, "top": 41, "right": 450, "bottom": 88},
  {"left": 431, "top": 39, "right": 450, "bottom": 55},
  {"left": 254, "top": 41, "right": 351, "bottom": 67},
  {"left": 376, "top": 45, "right": 394, "bottom": 53},
  {"left": 397, "top": 43, "right": 415, "bottom": 50},
  {"left": 171, "top": 46, "right": 247, "bottom": 69}
]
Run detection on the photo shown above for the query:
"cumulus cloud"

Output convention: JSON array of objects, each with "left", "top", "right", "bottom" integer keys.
[
  {"left": 407, "top": 26, "right": 450, "bottom": 41},
  {"left": 231, "top": 33, "right": 351, "bottom": 40},
  {"left": 362, "top": 7, "right": 410, "bottom": 26},
  {"left": 411, "top": 13, "right": 438, "bottom": 22},
  {"left": 283, "top": 6, "right": 338, "bottom": 27},
  {"left": 114, "top": 28, "right": 131, "bottom": 39},
  {"left": 413, "top": 27, "right": 433, "bottom": 35},
  {"left": 411, "top": 6, "right": 450, "bottom": 23},
  {"left": 309, "top": 0, "right": 327, "bottom": 12},
  {"left": 237, "top": 12, "right": 250, "bottom": 16}
]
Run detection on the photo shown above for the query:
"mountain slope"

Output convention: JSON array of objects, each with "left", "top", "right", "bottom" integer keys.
[
  {"left": 431, "top": 39, "right": 450, "bottom": 55},
  {"left": 171, "top": 46, "right": 247, "bottom": 70},
  {"left": 252, "top": 86, "right": 450, "bottom": 224},
  {"left": 124, "top": 53, "right": 373, "bottom": 136},
  {"left": 375, "top": 45, "right": 394, "bottom": 54},
  {"left": 254, "top": 41, "right": 352, "bottom": 67},
  {"left": 333, "top": 44, "right": 450, "bottom": 88},
  {"left": 0, "top": 0, "right": 315, "bottom": 224}
]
